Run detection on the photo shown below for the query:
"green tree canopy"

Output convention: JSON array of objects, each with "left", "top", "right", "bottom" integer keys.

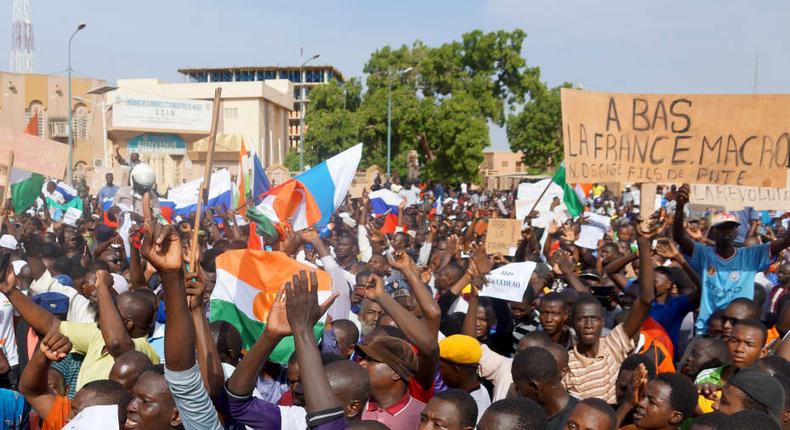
[{"left": 304, "top": 29, "right": 546, "bottom": 184}]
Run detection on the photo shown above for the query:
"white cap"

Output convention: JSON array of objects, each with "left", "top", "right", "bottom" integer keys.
[
  {"left": 11, "top": 260, "right": 27, "bottom": 276},
  {"left": 131, "top": 163, "right": 156, "bottom": 189},
  {"left": 0, "top": 235, "right": 17, "bottom": 250},
  {"left": 63, "top": 207, "right": 83, "bottom": 227},
  {"left": 111, "top": 273, "right": 129, "bottom": 295},
  {"left": 339, "top": 212, "right": 356, "bottom": 228}
]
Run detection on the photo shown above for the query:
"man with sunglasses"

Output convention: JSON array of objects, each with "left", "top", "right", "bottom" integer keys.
[{"left": 720, "top": 298, "right": 762, "bottom": 340}]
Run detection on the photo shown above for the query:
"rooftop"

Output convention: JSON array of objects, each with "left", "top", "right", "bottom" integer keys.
[{"left": 178, "top": 65, "right": 345, "bottom": 82}]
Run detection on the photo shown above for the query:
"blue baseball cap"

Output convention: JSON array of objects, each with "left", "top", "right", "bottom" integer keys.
[{"left": 32, "top": 292, "right": 70, "bottom": 316}]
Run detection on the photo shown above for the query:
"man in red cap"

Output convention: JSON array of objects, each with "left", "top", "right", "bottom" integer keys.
[{"left": 357, "top": 335, "right": 424, "bottom": 430}]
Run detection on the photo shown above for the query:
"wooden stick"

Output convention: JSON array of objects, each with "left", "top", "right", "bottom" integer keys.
[
  {"left": 189, "top": 88, "right": 222, "bottom": 271},
  {"left": 0, "top": 152, "right": 14, "bottom": 230},
  {"left": 524, "top": 178, "right": 552, "bottom": 222},
  {"left": 639, "top": 182, "right": 657, "bottom": 230}
]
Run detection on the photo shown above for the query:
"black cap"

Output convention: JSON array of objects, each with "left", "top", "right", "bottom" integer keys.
[{"left": 729, "top": 369, "right": 786, "bottom": 419}]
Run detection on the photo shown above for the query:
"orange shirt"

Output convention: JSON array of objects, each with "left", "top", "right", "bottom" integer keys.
[{"left": 43, "top": 395, "right": 70, "bottom": 430}]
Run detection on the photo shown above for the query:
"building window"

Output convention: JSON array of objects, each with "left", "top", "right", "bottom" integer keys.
[
  {"left": 259, "top": 70, "right": 277, "bottom": 80},
  {"left": 209, "top": 71, "right": 232, "bottom": 82},
  {"left": 224, "top": 107, "right": 238, "bottom": 118},
  {"left": 25, "top": 102, "right": 46, "bottom": 138},
  {"left": 189, "top": 72, "right": 208, "bottom": 83},
  {"left": 501, "top": 161, "right": 509, "bottom": 168},
  {"left": 305, "top": 70, "right": 324, "bottom": 83},
  {"left": 515, "top": 161, "right": 523, "bottom": 172},
  {"left": 72, "top": 104, "right": 90, "bottom": 141},
  {"left": 236, "top": 70, "right": 255, "bottom": 81}
]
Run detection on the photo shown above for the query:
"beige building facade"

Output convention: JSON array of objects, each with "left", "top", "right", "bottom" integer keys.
[
  {"left": 106, "top": 78, "right": 294, "bottom": 191},
  {"left": 0, "top": 71, "right": 107, "bottom": 175}
]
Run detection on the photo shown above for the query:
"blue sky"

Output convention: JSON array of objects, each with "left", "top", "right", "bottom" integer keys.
[{"left": 3, "top": 0, "right": 789, "bottom": 150}]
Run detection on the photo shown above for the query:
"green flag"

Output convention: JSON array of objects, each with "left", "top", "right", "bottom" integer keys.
[
  {"left": 551, "top": 163, "right": 584, "bottom": 217},
  {"left": 10, "top": 169, "right": 45, "bottom": 213}
]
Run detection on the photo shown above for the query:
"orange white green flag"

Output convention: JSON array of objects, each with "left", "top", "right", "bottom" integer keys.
[{"left": 209, "top": 249, "right": 332, "bottom": 363}]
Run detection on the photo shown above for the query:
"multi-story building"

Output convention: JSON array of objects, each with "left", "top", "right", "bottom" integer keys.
[
  {"left": 105, "top": 77, "right": 294, "bottom": 191},
  {"left": 0, "top": 71, "right": 107, "bottom": 172},
  {"left": 177, "top": 65, "right": 344, "bottom": 154}
]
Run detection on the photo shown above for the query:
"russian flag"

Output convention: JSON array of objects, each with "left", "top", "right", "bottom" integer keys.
[
  {"left": 251, "top": 152, "right": 270, "bottom": 205},
  {"left": 161, "top": 169, "right": 233, "bottom": 217},
  {"left": 254, "top": 144, "right": 362, "bottom": 231},
  {"left": 369, "top": 189, "right": 404, "bottom": 216}
]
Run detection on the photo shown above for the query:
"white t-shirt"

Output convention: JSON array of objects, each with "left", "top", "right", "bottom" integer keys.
[
  {"left": 0, "top": 295, "right": 17, "bottom": 366},
  {"left": 470, "top": 386, "right": 492, "bottom": 423}
]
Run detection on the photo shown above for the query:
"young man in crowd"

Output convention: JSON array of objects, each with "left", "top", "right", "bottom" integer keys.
[
  {"left": 674, "top": 184, "right": 790, "bottom": 335},
  {"left": 512, "top": 346, "right": 577, "bottom": 430},
  {"left": 563, "top": 228, "right": 656, "bottom": 403},
  {"left": 419, "top": 388, "right": 478, "bottom": 430}
]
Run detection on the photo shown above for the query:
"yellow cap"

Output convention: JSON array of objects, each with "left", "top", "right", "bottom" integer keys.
[{"left": 439, "top": 334, "right": 482, "bottom": 365}]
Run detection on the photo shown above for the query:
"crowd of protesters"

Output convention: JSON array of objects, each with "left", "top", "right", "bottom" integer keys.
[{"left": 0, "top": 164, "right": 785, "bottom": 430}]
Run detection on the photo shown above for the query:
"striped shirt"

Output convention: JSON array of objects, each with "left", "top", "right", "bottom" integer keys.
[{"left": 562, "top": 323, "right": 634, "bottom": 404}]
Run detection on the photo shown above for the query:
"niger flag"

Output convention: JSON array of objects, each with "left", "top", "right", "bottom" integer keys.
[{"left": 209, "top": 250, "right": 331, "bottom": 363}]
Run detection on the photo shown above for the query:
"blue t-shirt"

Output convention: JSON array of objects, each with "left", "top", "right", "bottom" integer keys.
[
  {"left": 0, "top": 389, "right": 29, "bottom": 429},
  {"left": 735, "top": 208, "right": 760, "bottom": 245},
  {"left": 690, "top": 242, "right": 770, "bottom": 334},
  {"left": 649, "top": 295, "right": 696, "bottom": 360}
]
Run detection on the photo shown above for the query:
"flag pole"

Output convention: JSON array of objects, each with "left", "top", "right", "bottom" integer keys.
[
  {"left": 190, "top": 88, "right": 222, "bottom": 272},
  {"left": 525, "top": 179, "right": 553, "bottom": 220}
]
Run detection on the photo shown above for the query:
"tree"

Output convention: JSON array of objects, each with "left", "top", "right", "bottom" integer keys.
[
  {"left": 302, "top": 78, "right": 364, "bottom": 167},
  {"left": 506, "top": 83, "right": 573, "bottom": 174},
  {"left": 303, "top": 29, "right": 544, "bottom": 183}
]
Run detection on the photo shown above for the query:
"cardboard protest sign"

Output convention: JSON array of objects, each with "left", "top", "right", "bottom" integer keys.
[
  {"left": 0, "top": 128, "right": 69, "bottom": 179},
  {"left": 480, "top": 262, "right": 537, "bottom": 302},
  {"left": 561, "top": 89, "right": 790, "bottom": 187},
  {"left": 690, "top": 170, "right": 790, "bottom": 210},
  {"left": 485, "top": 218, "right": 523, "bottom": 256}
]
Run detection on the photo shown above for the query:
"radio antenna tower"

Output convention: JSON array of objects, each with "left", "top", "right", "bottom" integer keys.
[{"left": 10, "top": 0, "right": 35, "bottom": 73}]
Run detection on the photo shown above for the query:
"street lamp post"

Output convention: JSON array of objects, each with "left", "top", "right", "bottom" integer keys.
[
  {"left": 299, "top": 53, "right": 320, "bottom": 172},
  {"left": 67, "top": 22, "right": 87, "bottom": 184},
  {"left": 77, "top": 84, "right": 118, "bottom": 169},
  {"left": 386, "top": 67, "right": 413, "bottom": 178}
]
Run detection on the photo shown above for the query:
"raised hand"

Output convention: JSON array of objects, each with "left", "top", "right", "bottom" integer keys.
[
  {"left": 365, "top": 223, "right": 388, "bottom": 245},
  {"left": 39, "top": 330, "right": 72, "bottom": 362},
  {"left": 675, "top": 183, "right": 690, "bottom": 205},
  {"left": 635, "top": 213, "right": 666, "bottom": 240},
  {"left": 266, "top": 285, "right": 292, "bottom": 337},
  {"left": 551, "top": 249, "right": 577, "bottom": 275},
  {"left": 140, "top": 192, "right": 183, "bottom": 273},
  {"left": 284, "top": 270, "right": 338, "bottom": 334},
  {"left": 298, "top": 228, "right": 320, "bottom": 246},
  {"left": 363, "top": 273, "right": 387, "bottom": 302},
  {"left": 560, "top": 223, "right": 577, "bottom": 242},
  {"left": 630, "top": 363, "right": 648, "bottom": 406},
  {"left": 386, "top": 250, "right": 414, "bottom": 272},
  {"left": 469, "top": 242, "right": 493, "bottom": 275},
  {"left": 96, "top": 269, "right": 113, "bottom": 289},
  {"left": 655, "top": 238, "right": 680, "bottom": 260},
  {"left": 185, "top": 272, "right": 206, "bottom": 311}
]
